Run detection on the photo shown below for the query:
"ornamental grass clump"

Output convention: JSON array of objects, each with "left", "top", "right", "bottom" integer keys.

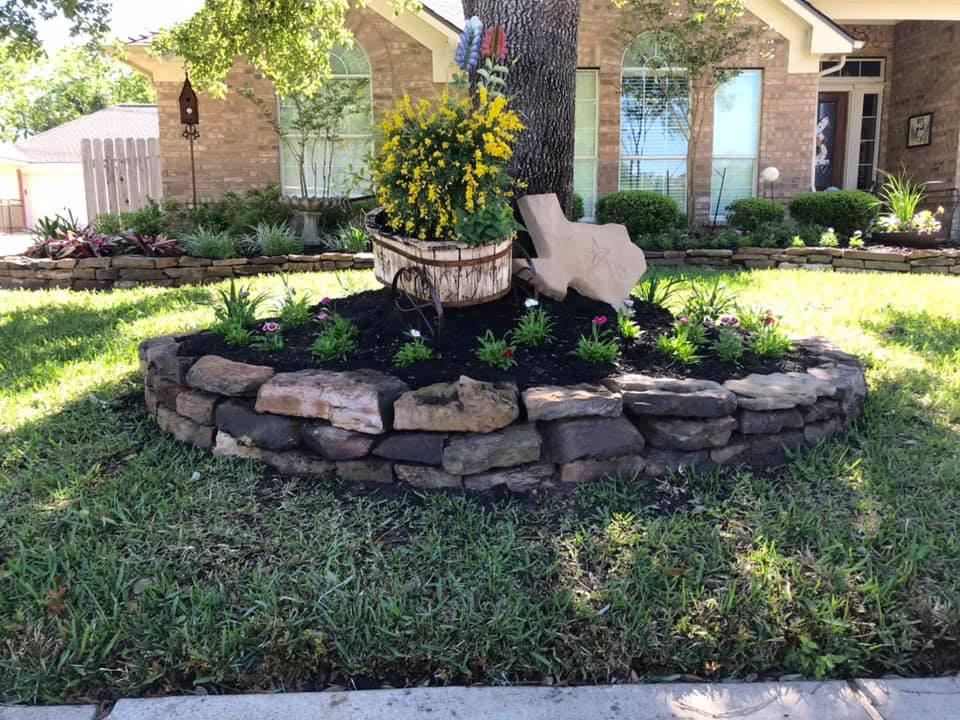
[{"left": 371, "top": 18, "right": 523, "bottom": 247}]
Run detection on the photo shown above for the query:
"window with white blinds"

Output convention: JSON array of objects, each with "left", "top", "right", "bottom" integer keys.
[
  {"left": 710, "top": 70, "right": 762, "bottom": 218},
  {"left": 279, "top": 44, "right": 373, "bottom": 198},
  {"left": 620, "top": 34, "right": 689, "bottom": 208},
  {"left": 574, "top": 69, "right": 599, "bottom": 220}
]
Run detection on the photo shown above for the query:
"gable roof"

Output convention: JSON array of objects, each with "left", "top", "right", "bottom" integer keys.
[
  {"left": 12, "top": 105, "right": 158, "bottom": 164},
  {"left": 421, "top": 0, "right": 465, "bottom": 30}
]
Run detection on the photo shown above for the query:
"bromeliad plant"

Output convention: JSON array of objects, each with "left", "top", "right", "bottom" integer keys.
[
  {"left": 574, "top": 315, "right": 620, "bottom": 364},
  {"left": 371, "top": 18, "right": 523, "bottom": 247}
]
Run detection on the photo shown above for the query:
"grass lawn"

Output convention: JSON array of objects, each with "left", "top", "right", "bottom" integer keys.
[{"left": 1, "top": 268, "right": 959, "bottom": 703}]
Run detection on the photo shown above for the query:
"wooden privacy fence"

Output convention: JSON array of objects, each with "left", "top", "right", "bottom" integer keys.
[{"left": 81, "top": 137, "right": 162, "bottom": 220}]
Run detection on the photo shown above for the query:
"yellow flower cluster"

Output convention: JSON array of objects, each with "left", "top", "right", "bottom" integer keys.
[{"left": 371, "top": 88, "right": 524, "bottom": 243}]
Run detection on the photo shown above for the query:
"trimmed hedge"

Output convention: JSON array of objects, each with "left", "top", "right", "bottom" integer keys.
[
  {"left": 596, "top": 191, "right": 680, "bottom": 238},
  {"left": 788, "top": 191, "right": 880, "bottom": 238},
  {"left": 570, "top": 193, "right": 585, "bottom": 222},
  {"left": 727, "top": 198, "right": 785, "bottom": 232}
]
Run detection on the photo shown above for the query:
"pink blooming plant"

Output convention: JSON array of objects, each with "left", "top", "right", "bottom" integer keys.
[
  {"left": 262, "top": 321, "right": 281, "bottom": 333},
  {"left": 316, "top": 311, "right": 330, "bottom": 322},
  {"left": 593, "top": 315, "right": 609, "bottom": 326}
]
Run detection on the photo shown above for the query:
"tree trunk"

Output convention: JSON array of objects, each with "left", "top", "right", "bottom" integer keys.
[{"left": 462, "top": 0, "right": 582, "bottom": 217}]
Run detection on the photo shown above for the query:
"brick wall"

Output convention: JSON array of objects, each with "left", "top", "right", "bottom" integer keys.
[
  {"left": 157, "top": 7, "right": 442, "bottom": 204},
  {"left": 885, "top": 22, "right": 960, "bottom": 189}
]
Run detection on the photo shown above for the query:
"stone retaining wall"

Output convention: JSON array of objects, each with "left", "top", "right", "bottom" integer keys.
[
  {"left": 0, "top": 252, "right": 374, "bottom": 291},
  {"left": 647, "top": 246, "right": 960, "bottom": 274},
  {"left": 139, "top": 335, "right": 867, "bottom": 493}
]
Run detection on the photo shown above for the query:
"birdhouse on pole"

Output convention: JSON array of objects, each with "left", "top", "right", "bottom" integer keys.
[{"left": 179, "top": 75, "right": 199, "bottom": 126}]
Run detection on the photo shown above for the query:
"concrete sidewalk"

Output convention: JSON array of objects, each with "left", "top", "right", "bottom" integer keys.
[{"left": 2, "top": 677, "right": 958, "bottom": 720}]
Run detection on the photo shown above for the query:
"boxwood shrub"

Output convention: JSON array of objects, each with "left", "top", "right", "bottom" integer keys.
[
  {"left": 726, "top": 198, "right": 785, "bottom": 232},
  {"left": 788, "top": 190, "right": 880, "bottom": 238},
  {"left": 596, "top": 190, "right": 680, "bottom": 238}
]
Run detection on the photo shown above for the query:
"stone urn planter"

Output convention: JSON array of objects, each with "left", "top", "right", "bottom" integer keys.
[
  {"left": 281, "top": 196, "right": 346, "bottom": 247},
  {"left": 365, "top": 209, "right": 513, "bottom": 308},
  {"left": 870, "top": 230, "right": 945, "bottom": 248}
]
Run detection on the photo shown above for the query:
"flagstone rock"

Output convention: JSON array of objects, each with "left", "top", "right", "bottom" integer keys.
[
  {"left": 738, "top": 408, "right": 805, "bottom": 435},
  {"left": 804, "top": 417, "right": 843, "bottom": 445},
  {"left": 442, "top": 424, "right": 541, "bottom": 475},
  {"left": 396, "top": 465, "right": 463, "bottom": 489},
  {"left": 302, "top": 423, "right": 377, "bottom": 460},
  {"left": 261, "top": 450, "right": 335, "bottom": 477},
  {"left": 187, "top": 355, "right": 274, "bottom": 397},
  {"left": 216, "top": 400, "right": 300, "bottom": 451},
  {"left": 605, "top": 374, "right": 737, "bottom": 418},
  {"left": 335, "top": 459, "right": 395, "bottom": 484},
  {"left": 522, "top": 384, "right": 622, "bottom": 422},
  {"left": 214, "top": 430, "right": 262, "bottom": 460},
  {"left": 808, "top": 364, "right": 867, "bottom": 417},
  {"left": 255, "top": 369, "right": 409, "bottom": 434},
  {"left": 156, "top": 406, "right": 214, "bottom": 449},
  {"left": 541, "top": 416, "right": 644, "bottom": 464},
  {"left": 373, "top": 433, "right": 447, "bottom": 465},
  {"left": 139, "top": 336, "right": 179, "bottom": 375},
  {"left": 724, "top": 372, "right": 836, "bottom": 410},
  {"left": 802, "top": 399, "right": 841, "bottom": 423},
  {"left": 741, "top": 431, "right": 806, "bottom": 468},
  {"left": 393, "top": 376, "right": 519, "bottom": 433},
  {"left": 558, "top": 455, "right": 645, "bottom": 484},
  {"left": 637, "top": 416, "right": 737, "bottom": 450},
  {"left": 152, "top": 354, "right": 196, "bottom": 385},
  {"left": 176, "top": 389, "right": 220, "bottom": 425},
  {"left": 464, "top": 462, "right": 556, "bottom": 492}
]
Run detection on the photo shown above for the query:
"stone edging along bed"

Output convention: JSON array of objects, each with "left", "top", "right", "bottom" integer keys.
[
  {"left": 0, "top": 252, "right": 374, "bottom": 291},
  {"left": 139, "top": 335, "right": 867, "bottom": 493},
  {"left": 648, "top": 246, "right": 960, "bottom": 273}
]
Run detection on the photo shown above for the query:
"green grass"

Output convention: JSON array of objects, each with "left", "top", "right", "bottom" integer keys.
[{"left": 1, "top": 268, "right": 959, "bottom": 703}]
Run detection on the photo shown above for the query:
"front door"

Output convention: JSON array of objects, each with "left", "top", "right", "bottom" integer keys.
[{"left": 815, "top": 92, "right": 848, "bottom": 191}]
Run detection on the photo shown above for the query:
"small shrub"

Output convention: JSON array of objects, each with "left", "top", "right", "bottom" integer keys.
[
  {"left": 573, "top": 315, "right": 620, "bottom": 364},
  {"left": 275, "top": 277, "right": 313, "bottom": 328},
  {"left": 312, "top": 315, "right": 359, "bottom": 361},
  {"left": 122, "top": 199, "right": 169, "bottom": 237},
  {"left": 818, "top": 228, "right": 840, "bottom": 248},
  {"left": 656, "top": 322, "right": 703, "bottom": 365},
  {"left": 744, "top": 221, "right": 795, "bottom": 249},
  {"left": 788, "top": 191, "right": 880, "bottom": 238},
  {"left": 95, "top": 213, "right": 124, "bottom": 236},
  {"left": 183, "top": 228, "right": 238, "bottom": 259},
  {"left": 476, "top": 330, "right": 516, "bottom": 370},
  {"left": 212, "top": 279, "right": 268, "bottom": 331},
  {"left": 393, "top": 331, "right": 435, "bottom": 368},
  {"left": 245, "top": 222, "right": 302, "bottom": 256},
  {"left": 510, "top": 300, "right": 554, "bottom": 348},
  {"left": 848, "top": 231, "right": 865, "bottom": 249},
  {"left": 736, "top": 305, "right": 776, "bottom": 334},
  {"left": 790, "top": 235, "right": 805, "bottom": 248},
  {"left": 596, "top": 191, "right": 680, "bottom": 239},
  {"left": 682, "top": 276, "right": 737, "bottom": 324},
  {"left": 250, "top": 321, "right": 285, "bottom": 352},
  {"left": 727, "top": 198, "right": 786, "bottom": 232},
  {"left": 218, "top": 321, "right": 253, "bottom": 347},
  {"left": 750, "top": 323, "right": 794, "bottom": 359},
  {"left": 332, "top": 223, "right": 372, "bottom": 252},
  {"left": 713, "top": 329, "right": 745, "bottom": 363},
  {"left": 569, "top": 193, "right": 585, "bottom": 222}
]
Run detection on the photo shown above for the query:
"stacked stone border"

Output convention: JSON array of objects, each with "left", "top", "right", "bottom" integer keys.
[
  {"left": 647, "top": 246, "right": 960, "bottom": 273},
  {"left": 139, "top": 335, "right": 867, "bottom": 493},
  {"left": 0, "top": 252, "right": 373, "bottom": 291}
]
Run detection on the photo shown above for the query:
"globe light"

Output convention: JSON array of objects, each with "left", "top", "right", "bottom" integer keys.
[{"left": 761, "top": 166, "right": 781, "bottom": 183}]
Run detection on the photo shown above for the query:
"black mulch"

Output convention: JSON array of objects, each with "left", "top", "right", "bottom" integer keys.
[{"left": 178, "top": 288, "right": 818, "bottom": 389}]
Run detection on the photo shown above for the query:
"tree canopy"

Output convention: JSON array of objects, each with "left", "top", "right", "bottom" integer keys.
[
  {"left": 152, "top": 0, "right": 421, "bottom": 99},
  {"left": 0, "top": 0, "right": 110, "bottom": 59},
  {"left": 0, "top": 44, "right": 155, "bottom": 141}
]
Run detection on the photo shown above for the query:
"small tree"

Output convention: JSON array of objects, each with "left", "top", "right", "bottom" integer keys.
[{"left": 614, "top": 0, "right": 768, "bottom": 223}]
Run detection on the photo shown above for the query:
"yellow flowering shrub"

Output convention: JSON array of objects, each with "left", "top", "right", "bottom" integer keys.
[{"left": 371, "top": 88, "right": 524, "bottom": 245}]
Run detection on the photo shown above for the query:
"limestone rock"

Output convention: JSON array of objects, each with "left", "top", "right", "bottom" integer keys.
[
  {"left": 154, "top": 378, "right": 186, "bottom": 409},
  {"left": 395, "top": 465, "right": 462, "bottom": 489},
  {"left": 604, "top": 374, "right": 737, "bottom": 418},
  {"left": 792, "top": 336, "right": 861, "bottom": 366},
  {"left": 540, "top": 416, "right": 644, "bottom": 464},
  {"left": 255, "top": 369, "right": 409, "bottom": 434},
  {"left": 213, "top": 430, "right": 262, "bottom": 460},
  {"left": 215, "top": 400, "right": 300, "bottom": 451},
  {"left": 336, "top": 459, "right": 395, "bottom": 484},
  {"left": 637, "top": 416, "right": 737, "bottom": 450},
  {"left": 802, "top": 399, "right": 841, "bottom": 423},
  {"left": 804, "top": 417, "right": 842, "bottom": 445},
  {"left": 522, "top": 384, "right": 622, "bottom": 422},
  {"left": 737, "top": 408, "right": 805, "bottom": 435},
  {"left": 558, "top": 455, "right": 645, "bottom": 484},
  {"left": 724, "top": 372, "right": 836, "bottom": 410},
  {"left": 642, "top": 448, "right": 711, "bottom": 477},
  {"left": 152, "top": 354, "right": 195, "bottom": 385},
  {"left": 741, "top": 431, "right": 805, "bottom": 468},
  {"left": 442, "top": 424, "right": 541, "bottom": 475},
  {"left": 187, "top": 355, "right": 274, "bottom": 397},
  {"left": 393, "top": 376, "right": 519, "bottom": 433},
  {"left": 464, "top": 462, "right": 556, "bottom": 492},
  {"left": 176, "top": 389, "right": 220, "bottom": 425},
  {"left": 138, "top": 336, "right": 178, "bottom": 376},
  {"left": 807, "top": 364, "right": 867, "bottom": 417},
  {"left": 302, "top": 423, "right": 377, "bottom": 460},
  {"left": 156, "top": 406, "right": 214, "bottom": 449},
  {"left": 373, "top": 433, "right": 447, "bottom": 465}
]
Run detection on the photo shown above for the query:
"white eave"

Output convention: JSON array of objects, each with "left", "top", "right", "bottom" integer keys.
[
  {"left": 809, "top": 0, "right": 960, "bottom": 23},
  {"left": 746, "top": 0, "right": 862, "bottom": 73}
]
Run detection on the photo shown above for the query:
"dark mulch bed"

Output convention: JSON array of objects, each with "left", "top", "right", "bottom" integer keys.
[{"left": 178, "top": 288, "right": 818, "bottom": 389}]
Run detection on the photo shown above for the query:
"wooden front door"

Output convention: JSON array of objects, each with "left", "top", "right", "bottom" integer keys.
[{"left": 815, "top": 92, "right": 848, "bottom": 190}]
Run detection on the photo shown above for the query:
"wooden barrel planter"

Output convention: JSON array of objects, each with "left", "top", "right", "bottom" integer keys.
[{"left": 366, "top": 209, "right": 513, "bottom": 308}]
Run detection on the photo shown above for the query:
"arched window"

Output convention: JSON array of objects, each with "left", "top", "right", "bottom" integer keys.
[
  {"left": 620, "top": 32, "right": 689, "bottom": 208},
  {"left": 279, "top": 43, "right": 374, "bottom": 197}
]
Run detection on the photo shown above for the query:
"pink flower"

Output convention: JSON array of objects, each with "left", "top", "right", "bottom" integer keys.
[
  {"left": 719, "top": 315, "right": 739, "bottom": 327},
  {"left": 763, "top": 314, "right": 777, "bottom": 326},
  {"left": 502, "top": 348, "right": 514, "bottom": 358},
  {"left": 320, "top": 297, "right": 331, "bottom": 305},
  {"left": 593, "top": 315, "right": 609, "bottom": 326},
  {"left": 262, "top": 321, "right": 280, "bottom": 333},
  {"left": 316, "top": 312, "right": 330, "bottom": 322},
  {"left": 678, "top": 316, "right": 690, "bottom": 325}
]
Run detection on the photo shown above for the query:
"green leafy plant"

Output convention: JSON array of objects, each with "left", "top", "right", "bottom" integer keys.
[
  {"left": 618, "top": 301, "right": 642, "bottom": 339},
  {"left": 332, "top": 223, "right": 371, "bottom": 252},
  {"left": 788, "top": 191, "right": 880, "bottom": 238},
  {"left": 476, "top": 330, "right": 516, "bottom": 370},
  {"left": 681, "top": 276, "right": 737, "bottom": 324},
  {"left": 818, "top": 227, "right": 840, "bottom": 248},
  {"left": 183, "top": 227, "right": 238, "bottom": 259},
  {"left": 848, "top": 231, "right": 865, "bottom": 249},
  {"left": 749, "top": 317, "right": 793, "bottom": 358},
  {"left": 250, "top": 321, "right": 285, "bottom": 352},
  {"left": 212, "top": 280, "right": 268, "bottom": 332},
  {"left": 274, "top": 278, "right": 313, "bottom": 328},
  {"left": 573, "top": 315, "right": 620, "bottom": 364},
  {"left": 95, "top": 213, "right": 124, "bottom": 236},
  {"left": 595, "top": 190, "right": 680, "bottom": 240},
  {"left": 656, "top": 322, "right": 702, "bottom": 366},
  {"left": 218, "top": 320, "right": 253, "bottom": 347},
  {"left": 635, "top": 272, "right": 681, "bottom": 308},
  {"left": 510, "top": 299, "right": 554, "bottom": 348},
  {"left": 727, "top": 198, "right": 786, "bottom": 232},
  {"left": 713, "top": 328, "right": 745, "bottom": 363},
  {"left": 790, "top": 235, "right": 805, "bottom": 248},
  {"left": 569, "top": 192, "right": 585, "bottom": 222},
  {"left": 455, "top": 201, "right": 523, "bottom": 247},
  {"left": 311, "top": 314, "right": 359, "bottom": 362},
  {"left": 393, "top": 330, "right": 435, "bottom": 368},
  {"left": 878, "top": 169, "right": 926, "bottom": 226},
  {"left": 245, "top": 222, "right": 302, "bottom": 256}
]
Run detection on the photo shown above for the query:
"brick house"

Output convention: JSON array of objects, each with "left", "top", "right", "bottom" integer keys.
[{"left": 122, "top": 0, "right": 960, "bottom": 221}]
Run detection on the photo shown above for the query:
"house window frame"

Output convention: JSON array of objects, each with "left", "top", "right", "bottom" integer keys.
[
  {"left": 711, "top": 68, "right": 763, "bottom": 220},
  {"left": 574, "top": 68, "right": 599, "bottom": 221},
  {"left": 277, "top": 44, "right": 375, "bottom": 198}
]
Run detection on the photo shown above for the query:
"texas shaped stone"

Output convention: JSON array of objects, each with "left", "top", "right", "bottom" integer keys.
[{"left": 515, "top": 193, "right": 647, "bottom": 309}]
